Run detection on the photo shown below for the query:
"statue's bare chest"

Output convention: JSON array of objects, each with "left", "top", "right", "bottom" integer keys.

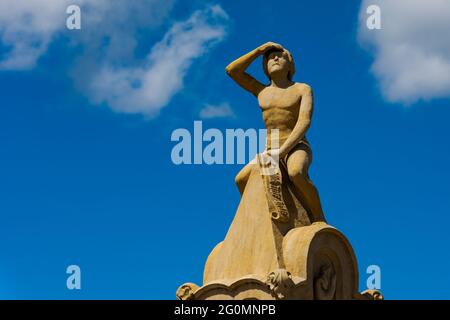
[{"left": 258, "top": 86, "right": 301, "bottom": 111}]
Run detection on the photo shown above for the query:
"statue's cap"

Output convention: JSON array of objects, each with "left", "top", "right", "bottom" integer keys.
[{"left": 262, "top": 47, "right": 296, "bottom": 81}]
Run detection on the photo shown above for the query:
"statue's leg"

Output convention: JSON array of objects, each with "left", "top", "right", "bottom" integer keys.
[
  {"left": 286, "top": 147, "right": 326, "bottom": 223},
  {"left": 235, "top": 163, "right": 255, "bottom": 195}
]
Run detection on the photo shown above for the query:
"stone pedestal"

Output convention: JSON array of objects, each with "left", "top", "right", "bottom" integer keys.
[{"left": 177, "top": 165, "right": 382, "bottom": 300}]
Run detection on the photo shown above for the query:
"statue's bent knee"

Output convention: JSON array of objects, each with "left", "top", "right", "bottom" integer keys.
[
  {"left": 287, "top": 164, "right": 307, "bottom": 182},
  {"left": 235, "top": 171, "right": 244, "bottom": 186}
]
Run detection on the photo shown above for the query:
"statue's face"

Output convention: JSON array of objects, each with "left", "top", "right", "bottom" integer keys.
[{"left": 266, "top": 50, "right": 290, "bottom": 78}]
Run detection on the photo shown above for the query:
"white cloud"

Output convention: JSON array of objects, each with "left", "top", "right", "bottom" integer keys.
[
  {"left": 358, "top": 0, "right": 450, "bottom": 104},
  {"left": 89, "top": 5, "right": 228, "bottom": 116},
  {"left": 0, "top": 0, "right": 67, "bottom": 69},
  {"left": 199, "top": 102, "right": 234, "bottom": 119},
  {"left": 0, "top": 0, "right": 174, "bottom": 69},
  {"left": 0, "top": 1, "right": 228, "bottom": 116}
]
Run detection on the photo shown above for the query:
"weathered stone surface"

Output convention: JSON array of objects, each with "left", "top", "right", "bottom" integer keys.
[
  {"left": 177, "top": 165, "right": 365, "bottom": 300},
  {"left": 177, "top": 42, "right": 382, "bottom": 300}
]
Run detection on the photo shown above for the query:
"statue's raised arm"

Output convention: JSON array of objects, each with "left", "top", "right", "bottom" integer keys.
[{"left": 225, "top": 42, "right": 283, "bottom": 96}]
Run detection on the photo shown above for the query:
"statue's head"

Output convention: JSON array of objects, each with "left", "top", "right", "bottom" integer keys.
[{"left": 263, "top": 48, "right": 295, "bottom": 81}]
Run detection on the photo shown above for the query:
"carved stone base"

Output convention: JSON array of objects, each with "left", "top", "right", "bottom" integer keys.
[
  {"left": 177, "top": 223, "right": 375, "bottom": 300},
  {"left": 177, "top": 165, "right": 382, "bottom": 300}
]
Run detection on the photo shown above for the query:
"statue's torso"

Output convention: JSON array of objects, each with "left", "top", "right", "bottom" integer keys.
[{"left": 257, "top": 83, "right": 309, "bottom": 148}]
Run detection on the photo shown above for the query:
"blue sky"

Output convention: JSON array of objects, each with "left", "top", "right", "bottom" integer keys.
[{"left": 1, "top": 0, "right": 450, "bottom": 299}]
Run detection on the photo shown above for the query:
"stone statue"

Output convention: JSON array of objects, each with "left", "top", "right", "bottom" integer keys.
[
  {"left": 226, "top": 42, "right": 325, "bottom": 222},
  {"left": 177, "top": 43, "right": 383, "bottom": 300}
]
